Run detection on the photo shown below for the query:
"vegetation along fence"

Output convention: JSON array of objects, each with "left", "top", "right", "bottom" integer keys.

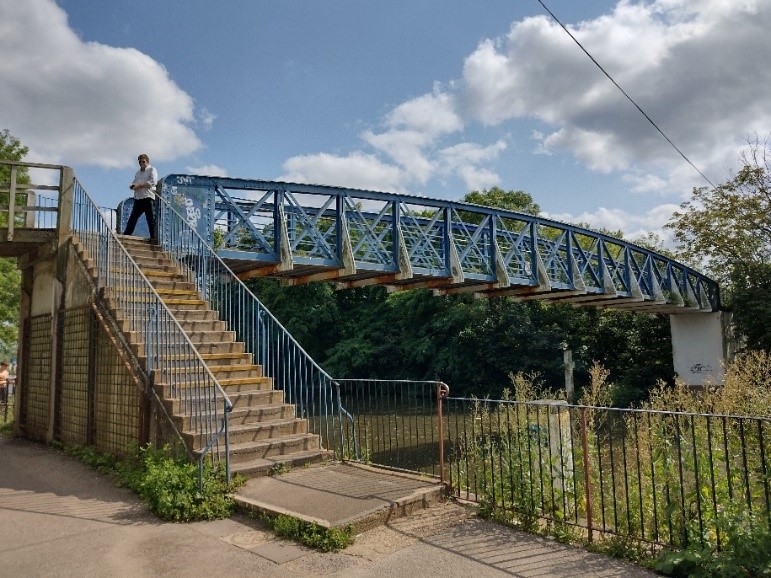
[{"left": 342, "top": 382, "right": 770, "bottom": 551}]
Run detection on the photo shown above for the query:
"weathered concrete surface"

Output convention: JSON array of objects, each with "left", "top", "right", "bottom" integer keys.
[
  {"left": 0, "top": 437, "right": 656, "bottom": 577},
  {"left": 233, "top": 462, "right": 445, "bottom": 532}
]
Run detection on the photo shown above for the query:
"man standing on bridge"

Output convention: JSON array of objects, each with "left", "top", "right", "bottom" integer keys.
[{"left": 123, "top": 153, "right": 158, "bottom": 242}]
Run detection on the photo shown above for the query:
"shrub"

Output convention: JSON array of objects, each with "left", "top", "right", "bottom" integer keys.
[{"left": 62, "top": 442, "right": 240, "bottom": 522}]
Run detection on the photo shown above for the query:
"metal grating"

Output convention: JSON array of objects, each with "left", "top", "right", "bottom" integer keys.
[
  {"left": 23, "top": 314, "right": 53, "bottom": 440},
  {"left": 92, "top": 318, "right": 141, "bottom": 455},
  {"left": 57, "top": 305, "right": 91, "bottom": 444}
]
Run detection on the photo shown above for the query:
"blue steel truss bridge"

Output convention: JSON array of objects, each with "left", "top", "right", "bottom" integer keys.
[{"left": 159, "top": 174, "right": 719, "bottom": 314}]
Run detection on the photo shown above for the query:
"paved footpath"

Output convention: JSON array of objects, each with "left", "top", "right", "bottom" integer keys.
[{"left": 0, "top": 436, "right": 656, "bottom": 577}]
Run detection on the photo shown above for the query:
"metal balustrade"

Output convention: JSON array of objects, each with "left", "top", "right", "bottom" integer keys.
[
  {"left": 158, "top": 175, "right": 719, "bottom": 312},
  {"left": 155, "top": 192, "right": 352, "bottom": 458},
  {"left": 71, "top": 178, "right": 232, "bottom": 484}
]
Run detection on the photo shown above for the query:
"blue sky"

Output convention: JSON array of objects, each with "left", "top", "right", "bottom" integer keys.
[{"left": 2, "top": 1, "right": 770, "bottom": 242}]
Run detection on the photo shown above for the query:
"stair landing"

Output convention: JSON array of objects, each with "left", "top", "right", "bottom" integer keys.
[{"left": 233, "top": 462, "right": 445, "bottom": 533}]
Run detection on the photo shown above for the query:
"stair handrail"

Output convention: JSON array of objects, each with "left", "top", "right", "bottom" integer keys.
[
  {"left": 69, "top": 177, "right": 233, "bottom": 484},
  {"left": 155, "top": 186, "right": 354, "bottom": 458}
]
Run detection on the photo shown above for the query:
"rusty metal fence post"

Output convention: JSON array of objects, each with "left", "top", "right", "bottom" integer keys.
[
  {"left": 581, "top": 406, "right": 594, "bottom": 543},
  {"left": 437, "top": 382, "right": 449, "bottom": 486}
]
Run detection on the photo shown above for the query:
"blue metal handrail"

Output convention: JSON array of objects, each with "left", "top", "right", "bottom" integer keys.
[
  {"left": 161, "top": 175, "right": 719, "bottom": 311},
  {"left": 155, "top": 187, "right": 352, "bottom": 458},
  {"left": 69, "top": 178, "right": 232, "bottom": 484}
]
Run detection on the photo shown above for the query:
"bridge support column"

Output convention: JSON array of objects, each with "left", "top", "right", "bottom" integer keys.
[{"left": 670, "top": 312, "right": 732, "bottom": 387}]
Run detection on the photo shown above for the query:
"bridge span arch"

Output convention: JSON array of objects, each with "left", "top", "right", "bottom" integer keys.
[{"left": 160, "top": 174, "right": 719, "bottom": 315}]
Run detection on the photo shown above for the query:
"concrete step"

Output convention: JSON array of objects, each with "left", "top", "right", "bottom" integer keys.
[
  {"left": 172, "top": 318, "right": 227, "bottom": 332},
  {"left": 162, "top": 298, "right": 209, "bottom": 310},
  {"left": 131, "top": 340, "right": 245, "bottom": 360},
  {"left": 229, "top": 449, "right": 330, "bottom": 478},
  {"left": 163, "top": 389, "right": 284, "bottom": 416},
  {"left": 228, "top": 389, "right": 285, "bottom": 410},
  {"left": 233, "top": 462, "right": 446, "bottom": 532},
  {"left": 168, "top": 309, "right": 221, "bottom": 322},
  {"left": 220, "top": 433, "right": 322, "bottom": 465},
  {"left": 184, "top": 418, "right": 308, "bottom": 449},
  {"left": 156, "top": 287, "right": 201, "bottom": 299},
  {"left": 148, "top": 278, "right": 198, "bottom": 293},
  {"left": 127, "top": 255, "right": 179, "bottom": 272},
  {"left": 154, "top": 375, "right": 273, "bottom": 398},
  {"left": 227, "top": 404, "right": 296, "bottom": 425}
]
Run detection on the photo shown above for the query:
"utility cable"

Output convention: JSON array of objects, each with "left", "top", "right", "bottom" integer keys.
[{"left": 536, "top": 0, "right": 716, "bottom": 188}]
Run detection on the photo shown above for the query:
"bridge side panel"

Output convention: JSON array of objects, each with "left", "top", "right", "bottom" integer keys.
[{"left": 670, "top": 312, "right": 729, "bottom": 387}]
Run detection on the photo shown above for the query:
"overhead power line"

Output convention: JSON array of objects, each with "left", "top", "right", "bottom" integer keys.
[{"left": 536, "top": 0, "right": 716, "bottom": 188}]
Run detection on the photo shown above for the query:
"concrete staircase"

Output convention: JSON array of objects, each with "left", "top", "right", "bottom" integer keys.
[{"left": 107, "top": 235, "right": 330, "bottom": 477}]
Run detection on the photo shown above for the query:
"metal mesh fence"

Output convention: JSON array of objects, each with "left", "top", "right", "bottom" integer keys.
[
  {"left": 23, "top": 314, "right": 53, "bottom": 440},
  {"left": 92, "top": 317, "right": 141, "bottom": 456},
  {"left": 57, "top": 305, "right": 91, "bottom": 444}
]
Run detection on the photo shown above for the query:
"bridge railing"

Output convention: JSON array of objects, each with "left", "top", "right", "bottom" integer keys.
[
  {"left": 70, "top": 177, "right": 232, "bottom": 485},
  {"left": 160, "top": 175, "right": 719, "bottom": 310},
  {"left": 156, "top": 184, "right": 352, "bottom": 457},
  {"left": 0, "top": 161, "right": 65, "bottom": 236}
]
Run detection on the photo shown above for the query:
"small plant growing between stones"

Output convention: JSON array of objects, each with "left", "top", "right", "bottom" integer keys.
[{"left": 261, "top": 513, "right": 355, "bottom": 552}]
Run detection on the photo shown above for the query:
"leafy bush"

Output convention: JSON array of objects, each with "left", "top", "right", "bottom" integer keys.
[
  {"left": 655, "top": 510, "right": 771, "bottom": 577},
  {"left": 62, "top": 442, "right": 240, "bottom": 522}
]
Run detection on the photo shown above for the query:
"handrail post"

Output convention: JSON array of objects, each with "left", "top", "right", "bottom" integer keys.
[
  {"left": 437, "top": 382, "right": 449, "bottom": 486},
  {"left": 581, "top": 407, "right": 594, "bottom": 543},
  {"left": 58, "top": 166, "right": 75, "bottom": 246}
]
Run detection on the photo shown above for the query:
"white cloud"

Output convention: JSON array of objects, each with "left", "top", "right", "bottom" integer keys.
[
  {"left": 280, "top": 152, "right": 407, "bottom": 193},
  {"left": 281, "top": 1, "right": 771, "bottom": 204},
  {"left": 0, "top": 0, "right": 203, "bottom": 169},
  {"left": 384, "top": 87, "right": 463, "bottom": 137},
  {"left": 459, "top": 0, "right": 771, "bottom": 193},
  {"left": 185, "top": 164, "right": 228, "bottom": 177},
  {"left": 544, "top": 202, "right": 682, "bottom": 242}
]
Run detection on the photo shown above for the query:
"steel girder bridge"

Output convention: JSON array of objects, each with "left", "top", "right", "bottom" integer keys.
[{"left": 159, "top": 175, "right": 719, "bottom": 314}]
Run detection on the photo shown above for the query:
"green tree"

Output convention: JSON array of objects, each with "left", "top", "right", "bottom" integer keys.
[
  {"left": 0, "top": 129, "right": 28, "bottom": 360},
  {"left": 462, "top": 187, "right": 540, "bottom": 216},
  {"left": 667, "top": 137, "right": 771, "bottom": 350},
  {"left": 0, "top": 128, "right": 30, "bottom": 186}
]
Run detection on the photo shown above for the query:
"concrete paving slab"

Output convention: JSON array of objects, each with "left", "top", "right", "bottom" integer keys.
[
  {"left": 248, "top": 540, "right": 312, "bottom": 564},
  {"left": 233, "top": 462, "right": 445, "bottom": 531},
  {"left": 1, "top": 436, "right": 657, "bottom": 577}
]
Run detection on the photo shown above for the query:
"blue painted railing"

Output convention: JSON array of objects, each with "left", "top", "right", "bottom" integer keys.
[
  {"left": 70, "top": 177, "right": 232, "bottom": 483},
  {"left": 159, "top": 175, "right": 719, "bottom": 312},
  {"left": 155, "top": 186, "right": 352, "bottom": 458}
]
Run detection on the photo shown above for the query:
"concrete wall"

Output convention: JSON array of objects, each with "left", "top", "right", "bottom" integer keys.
[{"left": 670, "top": 312, "right": 728, "bottom": 387}]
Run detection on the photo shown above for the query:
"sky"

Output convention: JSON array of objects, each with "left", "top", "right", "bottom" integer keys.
[{"left": 1, "top": 0, "right": 770, "bottom": 243}]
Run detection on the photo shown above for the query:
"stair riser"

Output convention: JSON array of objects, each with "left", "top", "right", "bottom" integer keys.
[
  {"left": 185, "top": 421, "right": 308, "bottom": 449},
  {"left": 149, "top": 280, "right": 198, "bottom": 292},
  {"left": 174, "top": 320, "right": 228, "bottom": 332},
  {"left": 230, "top": 452, "right": 329, "bottom": 478},
  {"left": 228, "top": 406, "right": 296, "bottom": 425},
  {"left": 162, "top": 309, "right": 219, "bottom": 322},
  {"left": 225, "top": 436, "right": 321, "bottom": 464},
  {"left": 154, "top": 378, "right": 273, "bottom": 398},
  {"left": 229, "top": 391, "right": 285, "bottom": 409}
]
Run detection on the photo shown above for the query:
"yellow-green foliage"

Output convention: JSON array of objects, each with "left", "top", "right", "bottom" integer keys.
[{"left": 645, "top": 350, "right": 771, "bottom": 416}]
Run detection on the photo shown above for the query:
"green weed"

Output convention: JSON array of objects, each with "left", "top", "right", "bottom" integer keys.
[
  {"left": 59, "top": 442, "right": 241, "bottom": 522},
  {"left": 262, "top": 514, "right": 354, "bottom": 552}
]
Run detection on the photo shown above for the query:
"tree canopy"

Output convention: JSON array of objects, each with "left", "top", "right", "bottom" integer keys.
[
  {"left": 667, "top": 137, "right": 771, "bottom": 351},
  {"left": 0, "top": 128, "right": 25, "bottom": 360},
  {"left": 249, "top": 187, "right": 673, "bottom": 406},
  {"left": 462, "top": 186, "right": 541, "bottom": 216}
]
